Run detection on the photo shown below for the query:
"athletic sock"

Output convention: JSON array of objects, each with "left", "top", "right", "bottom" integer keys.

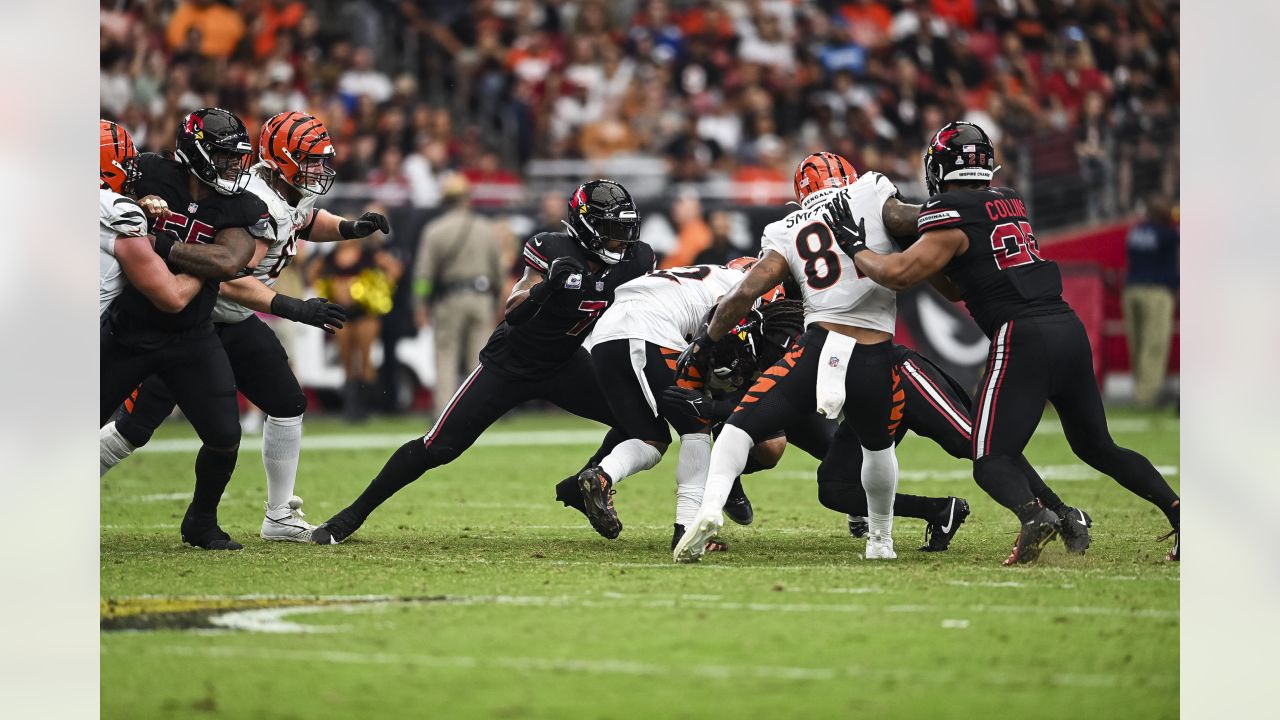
[
  {"left": 99, "top": 421, "right": 136, "bottom": 477},
  {"left": 861, "top": 446, "right": 898, "bottom": 535},
  {"left": 262, "top": 414, "right": 303, "bottom": 509},
  {"left": 347, "top": 438, "right": 434, "bottom": 520},
  {"left": 1019, "top": 455, "right": 1069, "bottom": 515},
  {"left": 893, "top": 493, "right": 945, "bottom": 521},
  {"left": 191, "top": 444, "right": 238, "bottom": 516},
  {"left": 598, "top": 439, "right": 662, "bottom": 487},
  {"left": 700, "top": 424, "right": 754, "bottom": 514},
  {"left": 675, "top": 432, "right": 712, "bottom": 526}
]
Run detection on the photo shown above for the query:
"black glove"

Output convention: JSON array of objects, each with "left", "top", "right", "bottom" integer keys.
[
  {"left": 546, "top": 256, "right": 585, "bottom": 289},
  {"left": 338, "top": 212, "right": 391, "bottom": 239},
  {"left": 823, "top": 193, "right": 868, "bottom": 258},
  {"left": 151, "top": 226, "right": 182, "bottom": 260},
  {"left": 660, "top": 386, "right": 713, "bottom": 425},
  {"left": 270, "top": 294, "right": 347, "bottom": 334},
  {"left": 675, "top": 324, "right": 717, "bottom": 384}
]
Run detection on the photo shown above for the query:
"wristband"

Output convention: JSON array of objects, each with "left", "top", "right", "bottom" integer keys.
[{"left": 153, "top": 231, "right": 175, "bottom": 260}]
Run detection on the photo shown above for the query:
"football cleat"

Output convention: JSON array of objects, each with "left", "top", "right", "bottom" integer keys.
[
  {"left": 310, "top": 509, "right": 363, "bottom": 545},
  {"left": 847, "top": 515, "right": 868, "bottom": 538},
  {"left": 672, "top": 523, "right": 729, "bottom": 553},
  {"left": 673, "top": 513, "right": 723, "bottom": 563},
  {"left": 1160, "top": 529, "right": 1179, "bottom": 562},
  {"left": 724, "top": 477, "right": 754, "bottom": 526},
  {"left": 261, "top": 495, "right": 316, "bottom": 543},
  {"left": 180, "top": 509, "right": 242, "bottom": 551},
  {"left": 1003, "top": 508, "right": 1060, "bottom": 566},
  {"left": 865, "top": 530, "right": 896, "bottom": 560},
  {"left": 920, "top": 496, "right": 970, "bottom": 552},
  {"left": 555, "top": 474, "right": 587, "bottom": 514},
  {"left": 577, "top": 466, "right": 622, "bottom": 539},
  {"left": 1057, "top": 507, "right": 1093, "bottom": 555}
]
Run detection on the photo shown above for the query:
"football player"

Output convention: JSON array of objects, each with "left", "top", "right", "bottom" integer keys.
[
  {"left": 100, "top": 107, "right": 270, "bottom": 550},
  {"left": 838, "top": 121, "right": 1179, "bottom": 563},
  {"left": 551, "top": 257, "right": 775, "bottom": 542},
  {"left": 673, "top": 153, "right": 910, "bottom": 562},
  {"left": 99, "top": 119, "right": 203, "bottom": 317},
  {"left": 100, "top": 111, "right": 391, "bottom": 543},
  {"left": 310, "top": 180, "right": 656, "bottom": 544}
]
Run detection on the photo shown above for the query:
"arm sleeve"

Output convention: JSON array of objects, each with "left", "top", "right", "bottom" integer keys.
[
  {"left": 100, "top": 194, "right": 148, "bottom": 240},
  {"left": 916, "top": 198, "right": 965, "bottom": 233},
  {"left": 521, "top": 235, "right": 553, "bottom": 273}
]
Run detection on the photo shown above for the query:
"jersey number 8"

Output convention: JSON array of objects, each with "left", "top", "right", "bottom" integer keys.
[{"left": 795, "top": 222, "right": 843, "bottom": 290}]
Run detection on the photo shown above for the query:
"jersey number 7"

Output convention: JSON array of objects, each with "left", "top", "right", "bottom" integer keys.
[{"left": 567, "top": 300, "right": 609, "bottom": 336}]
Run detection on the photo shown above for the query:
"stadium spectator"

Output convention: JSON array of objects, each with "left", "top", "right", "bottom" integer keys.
[
  {"left": 659, "top": 189, "right": 712, "bottom": 270},
  {"left": 165, "top": 0, "right": 246, "bottom": 59},
  {"left": 693, "top": 210, "right": 738, "bottom": 267},
  {"left": 412, "top": 175, "right": 505, "bottom": 418},
  {"left": 1123, "top": 194, "right": 1179, "bottom": 409}
]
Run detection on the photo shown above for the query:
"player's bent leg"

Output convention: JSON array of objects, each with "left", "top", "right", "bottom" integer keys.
[
  {"left": 314, "top": 364, "right": 522, "bottom": 545},
  {"left": 841, "top": 342, "right": 900, "bottom": 559},
  {"left": 1049, "top": 314, "right": 1179, "bottom": 556}
]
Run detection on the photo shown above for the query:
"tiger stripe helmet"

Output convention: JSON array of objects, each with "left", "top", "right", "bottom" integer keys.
[
  {"left": 100, "top": 119, "right": 139, "bottom": 195},
  {"left": 259, "top": 111, "right": 337, "bottom": 196},
  {"left": 793, "top": 151, "right": 858, "bottom": 205},
  {"left": 726, "top": 256, "right": 785, "bottom": 304}
]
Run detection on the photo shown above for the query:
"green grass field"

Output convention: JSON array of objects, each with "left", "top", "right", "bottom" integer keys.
[{"left": 101, "top": 408, "right": 1179, "bottom": 719}]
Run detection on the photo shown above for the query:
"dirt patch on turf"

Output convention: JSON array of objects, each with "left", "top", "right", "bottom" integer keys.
[{"left": 100, "top": 595, "right": 441, "bottom": 632}]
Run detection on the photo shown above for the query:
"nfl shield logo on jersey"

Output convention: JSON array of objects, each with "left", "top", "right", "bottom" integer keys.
[
  {"left": 829, "top": 356, "right": 840, "bottom": 367},
  {"left": 188, "top": 203, "right": 199, "bottom": 213}
]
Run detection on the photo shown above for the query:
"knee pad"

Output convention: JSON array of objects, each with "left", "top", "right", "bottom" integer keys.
[
  {"left": 421, "top": 441, "right": 463, "bottom": 468},
  {"left": 973, "top": 455, "right": 1018, "bottom": 491},
  {"left": 262, "top": 393, "right": 307, "bottom": 419}
]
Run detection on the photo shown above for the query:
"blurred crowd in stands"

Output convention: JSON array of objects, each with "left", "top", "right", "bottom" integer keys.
[{"left": 101, "top": 0, "right": 1179, "bottom": 229}]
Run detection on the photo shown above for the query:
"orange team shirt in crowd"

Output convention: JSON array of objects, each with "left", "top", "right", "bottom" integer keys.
[
  {"left": 732, "top": 166, "right": 791, "bottom": 206},
  {"left": 660, "top": 219, "right": 713, "bottom": 270},
  {"left": 254, "top": 1, "right": 307, "bottom": 59},
  {"left": 166, "top": 1, "right": 247, "bottom": 59},
  {"left": 931, "top": 0, "right": 978, "bottom": 29}
]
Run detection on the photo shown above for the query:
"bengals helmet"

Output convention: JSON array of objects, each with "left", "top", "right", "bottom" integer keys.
[
  {"left": 726, "top": 256, "right": 785, "bottom": 304},
  {"left": 100, "top": 119, "right": 139, "bottom": 195},
  {"left": 793, "top": 151, "right": 858, "bottom": 206},
  {"left": 175, "top": 107, "right": 253, "bottom": 196},
  {"left": 563, "top": 179, "right": 641, "bottom": 265},
  {"left": 259, "top": 111, "right": 337, "bottom": 196},
  {"left": 924, "top": 121, "right": 997, "bottom": 196}
]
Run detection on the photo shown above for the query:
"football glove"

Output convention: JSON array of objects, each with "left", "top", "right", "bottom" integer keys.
[
  {"left": 546, "top": 256, "right": 585, "bottom": 290},
  {"left": 823, "top": 193, "right": 868, "bottom": 258},
  {"left": 151, "top": 226, "right": 182, "bottom": 260},
  {"left": 271, "top": 294, "right": 347, "bottom": 334},
  {"left": 660, "top": 386, "right": 713, "bottom": 425},
  {"left": 675, "top": 324, "right": 718, "bottom": 384},
  {"left": 338, "top": 212, "right": 391, "bottom": 239}
]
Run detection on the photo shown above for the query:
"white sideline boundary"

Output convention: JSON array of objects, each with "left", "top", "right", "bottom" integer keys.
[
  {"left": 103, "top": 640, "right": 1175, "bottom": 690},
  {"left": 132, "top": 416, "right": 1175, "bottom": 455}
]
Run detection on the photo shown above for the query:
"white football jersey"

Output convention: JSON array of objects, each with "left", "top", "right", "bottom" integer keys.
[
  {"left": 759, "top": 171, "right": 900, "bottom": 333},
  {"left": 212, "top": 164, "right": 319, "bottom": 323},
  {"left": 99, "top": 188, "right": 149, "bottom": 316},
  {"left": 591, "top": 264, "right": 746, "bottom": 351}
]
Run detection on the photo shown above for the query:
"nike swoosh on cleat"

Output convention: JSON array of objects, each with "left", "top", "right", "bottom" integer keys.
[
  {"left": 939, "top": 500, "right": 956, "bottom": 534},
  {"left": 1076, "top": 514, "right": 1088, "bottom": 527}
]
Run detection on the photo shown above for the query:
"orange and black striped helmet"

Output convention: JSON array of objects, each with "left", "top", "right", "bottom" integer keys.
[
  {"left": 793, "top": 151, "right": 857, "bottom": 204},
  {"left": 258, "top": 111, "right": 336, "bottom": 195},
  {"left": 100, "top": 119, "right": 139, "bottom": 195}
]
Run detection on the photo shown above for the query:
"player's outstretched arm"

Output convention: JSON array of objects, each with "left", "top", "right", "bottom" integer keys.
[
  {"left": 114, "top": 235, "right": 203, "bottom": 313},
  {"left": 707, "top": 251, "right": 789, "bottom": 340},
  {"left": 847, "top": 228, "right": 968, "bottom": 292},
  {"left": 304, "top": 209, "right": 391, "bottom": 243},
  {"left": 158, "top": 226, "right": 257, "bottom": 280}
]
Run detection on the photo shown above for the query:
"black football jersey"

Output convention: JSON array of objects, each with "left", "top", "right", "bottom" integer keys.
[
  {"left": 106, "top": 153, "right": 270, "bottom": 349},
  {"left": 478, "top": 232, "right": 657, "bottom": 379},
  {"left": 918, "top": 187, "right": 1070, "bottom": 338}
]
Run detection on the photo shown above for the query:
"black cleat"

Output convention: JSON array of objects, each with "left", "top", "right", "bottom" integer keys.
[
  {"left": 310, "top": 510, "right": 363, "bottom": 545},
  {"left": 920, "top": 497, "right": 970, "bottom": 552},
  {"left": 724, "top": 477, "right": 754, "bottom": 526},
  {"left": 671, "top": 523, "right": 685, "bottom": 552},
  {"left": 1057, "top": 507, "right": 1093, "bottom": 555},
  {"left": 180, "top": 510, "right": 242, "bottom": 551},
  {"left": 847, "top": 515, "right": 868, "bottom": 539},
  {"left": 577, "top": 466, "right": 622, "bottom": 539},
  {"left": 1003, "top": 508, "right": 1060, "bottom": 566}
]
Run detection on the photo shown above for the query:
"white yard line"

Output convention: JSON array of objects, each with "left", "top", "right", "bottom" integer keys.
[{"left": 103, "top": 642, "right": 1174, "bottom": 690}]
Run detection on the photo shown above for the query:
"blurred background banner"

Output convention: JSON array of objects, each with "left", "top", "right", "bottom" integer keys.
[{"left": 99, "top": 0, "right": 1180, "bottom": 412}]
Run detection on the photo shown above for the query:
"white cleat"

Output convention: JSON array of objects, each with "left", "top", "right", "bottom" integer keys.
[
  {"left": 261, "top": 495, "right": 316, "bottom": 543},
  {"left": 673, "top": 513, "right": 724, "bottom": 563},
  {"left": 865, "top": 530, "right": 897, "bottom": 560}
]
